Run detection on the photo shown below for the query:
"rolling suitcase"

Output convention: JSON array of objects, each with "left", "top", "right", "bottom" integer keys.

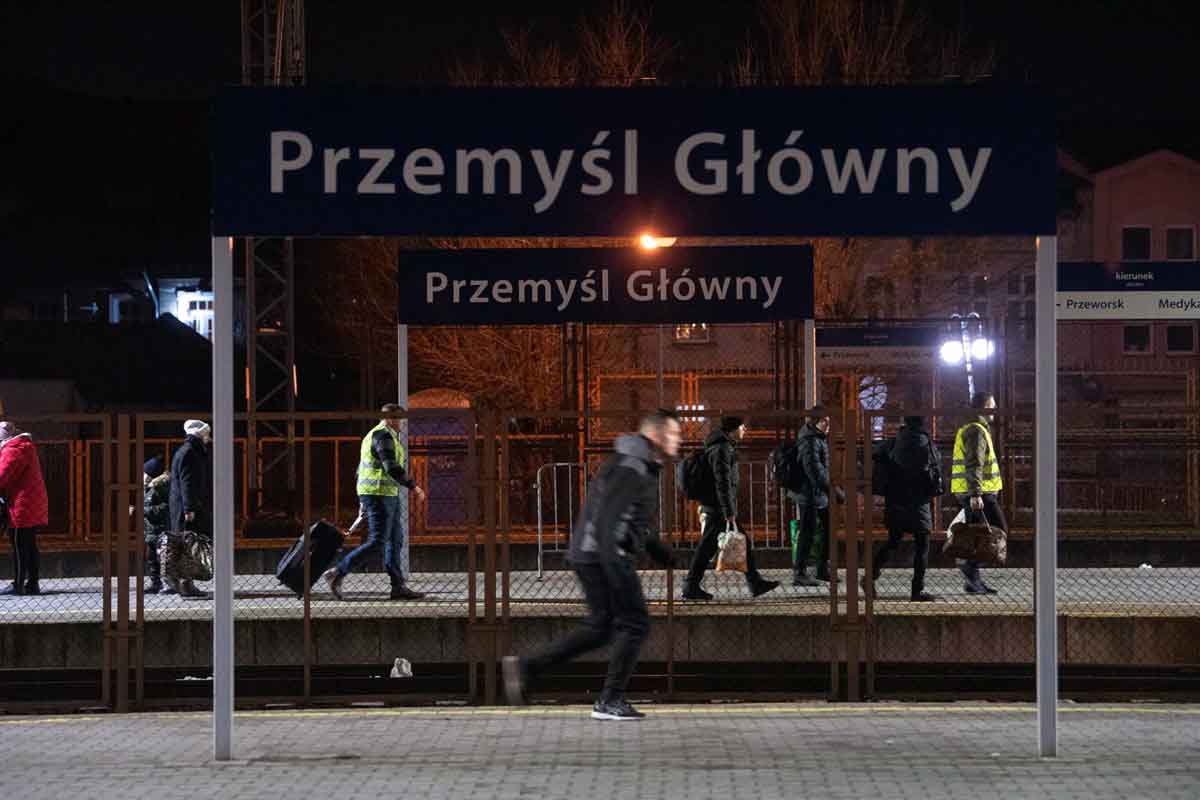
[{"left": 276, "top": 520, "right": 344, "bottom": 597}]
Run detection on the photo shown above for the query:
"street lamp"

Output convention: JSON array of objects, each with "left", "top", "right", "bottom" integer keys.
[
  {"left": 941, "top": 312, "right": 993, "bottom": 399},
  {"left": 639, "top": 233, "right": 677, "bottom": 249}
]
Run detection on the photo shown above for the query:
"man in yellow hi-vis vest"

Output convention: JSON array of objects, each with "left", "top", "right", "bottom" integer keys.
[
  {"left": 950, "top": 392, "right": 1006, "bottom": 595},
  {"left": 324, "top": 404, "right": 426, "bottom": 600}
]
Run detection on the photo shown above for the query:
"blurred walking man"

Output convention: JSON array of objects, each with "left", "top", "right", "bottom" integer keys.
[{"left": 503, "top": 410, "right": 681, "bottom": 721}]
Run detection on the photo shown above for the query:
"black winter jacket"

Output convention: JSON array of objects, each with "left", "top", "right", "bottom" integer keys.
[
  {"left": 701, "top": 429, "right": 739, "bottom": 520},
  {"left": 792, "top": 424, "right": 831, "bottom": 509},
  {"left": 882, "top": 423, "right": 941, "bottom": 532},
  {"left": 169, "top": 435, "right": 212, "bottom": 538},
  {"left": 568, "top": 434, "right": 672, "bottom": 567}
]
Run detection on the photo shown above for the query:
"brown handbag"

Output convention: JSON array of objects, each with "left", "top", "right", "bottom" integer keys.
[{"left": 943, "top": 521, "right": 1008, "bottom": 566}]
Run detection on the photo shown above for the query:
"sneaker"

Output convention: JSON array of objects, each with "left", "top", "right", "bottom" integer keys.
[
  {"left": 389, "top": 585, "right": 426, "bottom": 601},
  {"left": 749, "top": 578, "right": 780, "bottom": 598},
  {"left": 910, "top": 592, "right": 939, "bottom": 602},
  {"left": 158, "top": 580, "right": 179, "bottom": 595},
  {"left": 23, "top": 583, "right": 40, "bottom": 596},
  {"left": 792, "top": 572, "right": 820, "bottom": 587},
  {"left": 323, "top": 568, "right": 344, "bottom": 600},
  {"left": 814, "top": 568, "right": 832, "bottom": 583},
  {"left": 591, "top": 699, "right": 645, "bottom": 721},
  {"left": 964, "top": 582, "right": 988, "bottom": 595},
  {"left": 148, "top": 579, "right": 164, "bottom": 595},
  {"left": 978, "top": 582, "right": 999, "bottom": 595},
  {"left": 502, "top": 656, "right": 527, "bottom": 706},
  {"left": 681, "top": 585, "right": 713, "bottom": 601}
]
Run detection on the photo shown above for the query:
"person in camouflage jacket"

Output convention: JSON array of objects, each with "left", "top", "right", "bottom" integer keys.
[{"left": 141, "top": 457, "right": 170, "bottom": 593}]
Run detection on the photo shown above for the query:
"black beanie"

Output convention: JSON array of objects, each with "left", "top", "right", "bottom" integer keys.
[
  {"left": 143, "top": 456, "right": 165, "bottom": 479},
  {"left": 720, "top": 415, "right": 745, "bottom": 433}
]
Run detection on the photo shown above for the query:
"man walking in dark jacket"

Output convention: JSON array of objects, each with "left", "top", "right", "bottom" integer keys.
[
  {"left": 791, "top": 406, "right": 838, "bottom": 586},
  {"left": 865, "top": 416, "right": 942, "bottom": 602},
  {"left": 167, "top": 420, "right": 212, "bottom": 598},
  {"left": 682, "top": 416, "right": 779, "bottom": 601},
  {"left": 502, "top": 410, "right": 681, "bottom": 721}
]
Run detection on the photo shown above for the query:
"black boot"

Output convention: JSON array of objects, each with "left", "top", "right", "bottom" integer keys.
[{"left": 389, "top": 581, "right": 425, "bottom": 600}]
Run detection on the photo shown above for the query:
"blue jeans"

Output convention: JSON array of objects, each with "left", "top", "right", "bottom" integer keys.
[{"left": 338, "top": 495, "right": 406, "bottom": 585}]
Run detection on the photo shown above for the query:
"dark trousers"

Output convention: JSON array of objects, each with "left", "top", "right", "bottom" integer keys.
[
  {"left": 145, "top": 538, "right": 162, "bottom": 581},
  {"left": 958, "top": 494, "right": 1007, "bottom": 586},
  {"left": 872, "top": 526, "right": 931, "bottom": 597},
  {"left": 8, "top": 528, "right": 40, "bottom": 591},
  {"left": 792, "top": 504, "right": 830, "bottom": 579},
  {"left": 525, "top": 559, "right": 650, "bottom": 701},
  {"left": 685, "top": 507, "right": 762, "bottom": 588},
  {"left": 337, "top": 495, "right": 406, "bottom": 586}
]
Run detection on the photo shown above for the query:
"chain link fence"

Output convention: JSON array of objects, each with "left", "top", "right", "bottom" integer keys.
[
  {"left": 4, "top": 391, "right": 1198, "bottom": 711},
  {"left": 0, "top": 415, "right": 112, "bottom": 709}
]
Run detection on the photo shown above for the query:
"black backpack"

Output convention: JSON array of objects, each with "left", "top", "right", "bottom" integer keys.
[
  {"left": 769, "top": 441, "right": 806, "bottom": 493},
  {"left": 871, "top": 438, "right": 895, "bottom": 497},
  {"left": 675, "top": 447, "right": 712, "bottom": 501}
]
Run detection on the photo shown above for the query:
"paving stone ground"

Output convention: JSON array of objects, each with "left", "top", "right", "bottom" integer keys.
[{"left": 2, "top": 703, "right": 1197, "bottom": 800}]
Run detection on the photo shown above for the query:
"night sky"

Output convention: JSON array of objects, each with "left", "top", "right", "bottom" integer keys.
[{"left": 2, "top": 0, "right": 1197, "bottom": 276}]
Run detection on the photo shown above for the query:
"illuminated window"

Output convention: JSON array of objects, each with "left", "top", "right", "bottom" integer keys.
[
  {"left": 176, "top": 290, "right": 215, "bottom": 340},
  {"left": 673, "top": 323, "right": 710, "bottom": 343}
]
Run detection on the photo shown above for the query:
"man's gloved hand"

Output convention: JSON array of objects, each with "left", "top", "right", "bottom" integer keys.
[{"left": 834, "top": 486, "right": 847, "bottom": 504}]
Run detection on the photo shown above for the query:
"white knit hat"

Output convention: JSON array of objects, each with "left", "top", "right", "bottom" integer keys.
[{"left": 184, "top": 419, "right": 212, "bottom": 439}]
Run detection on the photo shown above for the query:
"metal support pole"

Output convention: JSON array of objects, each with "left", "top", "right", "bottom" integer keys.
[
  {"left": 803, "top": 319, "right": 817, "bottom": 408},
  {"left": 1035, "top": 235, "right": 1058, "bottom": 757},
  {"left": 212, "top": 236, "right": 235, "bottom": 761},
  {"left": 397, "top": 323, "right": 410, "bottom": 576},
  {"left": 657, "top": 324, "right": 665, "bottom": 407}
]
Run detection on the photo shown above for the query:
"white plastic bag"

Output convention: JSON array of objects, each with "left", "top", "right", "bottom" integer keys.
[{"left": 716, "top": 521, "right": 748, "bottom": 573}]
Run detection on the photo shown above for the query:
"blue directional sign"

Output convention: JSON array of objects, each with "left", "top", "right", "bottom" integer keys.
[
  {"left": 397, "top": 245, "right": 815, "bottom": 325},
  {"left": 211, "top": 86, "right": 1056, "bottom": 238}
]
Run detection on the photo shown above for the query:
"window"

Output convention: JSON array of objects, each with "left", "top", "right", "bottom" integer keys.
[
  {"left": 673, "top": 323, "right": 710, "bottom": 343},
  {"left": 1167, "top": 324, "right": 1196, "bottom": 354},
  {"left": 1123, "top": 324, "right": 1152, "bottom": 354},
  {"left": 1122, "top": 227, "right": 1152, "bottom": 261},
  {"left": 1167, "top": 227, "right": 1196, "bottom": 261},
  {"left": 1008, "top": 274, "right": 1021, "bottom": 295},
  {"left": 1023, "top": 274, "right": 1036, "bottom": 296}
]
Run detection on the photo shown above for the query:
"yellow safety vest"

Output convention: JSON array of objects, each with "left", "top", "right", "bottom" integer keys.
[
  {"left": 356, "top": 421, "right": 405, "bottom": 497},
  {"left": 950, "top": 421, "right": 1003, "bottom": 495}
]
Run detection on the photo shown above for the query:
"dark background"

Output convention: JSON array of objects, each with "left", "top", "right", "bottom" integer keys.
[{"left": 2, "top": 0, "right": 1196, "bottom": 273}]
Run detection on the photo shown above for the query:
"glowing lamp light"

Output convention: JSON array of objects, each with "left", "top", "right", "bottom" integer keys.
[
  {"left": 639, "top": 233, "right": 677, "bottom": 249},
  {"left": 971, "top": 338, "right": 995, "bottom": 361},
  {"left": 940, "top": 340, "right": 964, "bottom": 365}
]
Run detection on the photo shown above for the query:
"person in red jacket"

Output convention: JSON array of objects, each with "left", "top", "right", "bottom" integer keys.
[{"left": 0, "top": 421, "right": 49, "bottom": 596}]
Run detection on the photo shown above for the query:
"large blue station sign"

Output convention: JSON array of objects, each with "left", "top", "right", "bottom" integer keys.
[
  {"left": 211, "top": 87, "right": 1056, "bottom": 238},
  {"left": 397, "top": 245, "right": 814, "bottom": 325}
]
